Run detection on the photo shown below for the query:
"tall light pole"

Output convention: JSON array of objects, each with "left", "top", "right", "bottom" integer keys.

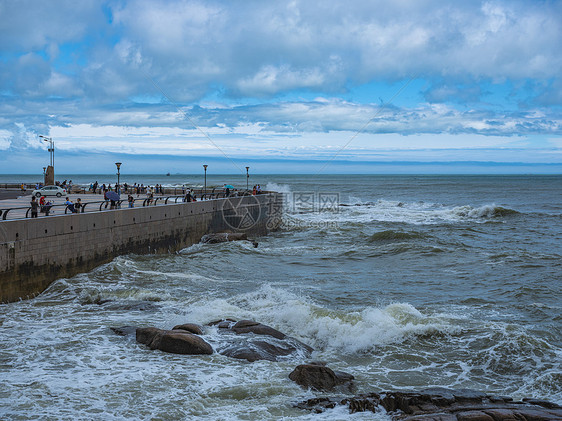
[
  {"left": 40, "top": 135, "right": 54, "bottom": 185},
  {"left": 203, "top": 164, "right": 208, "bottom": 198},
  {"left": 115, "top": 162, "right": 122, "bottom": 193},
  {"left": 246, "top": 166, "right": 250, "bottom": 191},
  {"left": 39, "top": 136, "right": 54, "bottom": 167}
]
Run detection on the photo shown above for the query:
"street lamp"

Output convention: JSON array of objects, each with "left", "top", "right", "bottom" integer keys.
[
  {"left": 203, "top": 164, "right": 208, "bottom": 198},
  {"left": 39, "top": 135, "right": 54, "bottom": 167},
  {"left": 246, "top": 166, "right": 250, "bottom": 191},
  {"left": 115, "top": 162, "right": 122, "bottom": 193}
]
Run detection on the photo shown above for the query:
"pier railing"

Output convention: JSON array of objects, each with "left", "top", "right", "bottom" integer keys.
[{"left": 0, "top": 190, "right": 265, "bottom": 221}]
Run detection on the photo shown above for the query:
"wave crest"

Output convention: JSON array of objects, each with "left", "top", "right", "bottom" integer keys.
[{"left": 180, "top": 285, "right": 455, "bottom": 355}]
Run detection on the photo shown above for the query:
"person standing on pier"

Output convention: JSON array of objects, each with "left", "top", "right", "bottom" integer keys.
[{"left": 30, "top": 196, "right": 38, "bottom": 218}]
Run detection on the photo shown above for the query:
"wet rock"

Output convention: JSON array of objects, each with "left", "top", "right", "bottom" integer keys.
[
  {"left": 232, "top": 320, "right": 286, "bottom": 340},
  {"left": 289, "top": 363, "right": 355, "bottom": 392},
  {"left": 136, "top": 327, "right": 213, "bottom": 355},
  {"left": 232, "top": 320, "right": 259, "bottom": 328},
  {"left": 295, "top": 397, "right": 339, "bottom": 413},
  {"left": 136, "top": 327, "right": 161, "bottom": 346},
  {"left": 201, "top": 233, "right": 248, "bottom": 244},
  {"left": 219, "top": 339, "right": 298, "bottom": 362},
  {"left": 110, "top": 326, "right": 137, "bottom": 337},
  {"left": 212, "top": 319, "right": 313, "bottom": 362},
  {"left": 295, "top": 388, "right": 562, "bottom": 420},
  {"left": 172, "top": 323, "right": 203, "bottom": 335},
  {"left": 208, "top": 318, "right": 237, "bottom": 328}
]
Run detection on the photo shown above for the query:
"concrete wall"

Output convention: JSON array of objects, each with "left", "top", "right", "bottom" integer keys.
[{"left": 0, "top": 193, "right": 280, "bottom": 302}]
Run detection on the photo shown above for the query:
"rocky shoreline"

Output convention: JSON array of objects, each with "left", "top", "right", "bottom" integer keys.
[{"left": 112, "top": 319, "right": 562, "bottom": 420}]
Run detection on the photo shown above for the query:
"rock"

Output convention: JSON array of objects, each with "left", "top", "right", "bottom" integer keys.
[
  {"left": 110, "top": 326, "right": 137, "bottom": 337},
  {"left": 136, "top": 327, "right": 161, "bottom": 346},
  {"left": 295, "top": 397, "right": 338, "bottom": 413},
  {"left": 212, "top": 319, "right": 314, "bottom": 362},
  {"left": 217, "top": 336, "right": 309, "bottom": 362},
  {"left": 295, "top": 388, "right": 562, "bottom": 420},
  {"left": 233, "top": 320, "right": 259, "bottom": 328},
  {"left": 289, "top": 363, "right": 354, "bottom": 392},
  {"left": 208, "top": 318, "right": 237, "bottom": 328},
  {"left": 172, "top": 323, "right": 203, "bottom": 335},
  {"left": 201, "top": 233, "right": 248, "bottom": 244},
  {"left": 154, "top": 331, "right": 213, "bottom": 355},
  {"left": 136, "top": 327, "right": 213, "bottom": 355},
  {"left": 232, "top": 320, "right": 287, "bottom": 340}
]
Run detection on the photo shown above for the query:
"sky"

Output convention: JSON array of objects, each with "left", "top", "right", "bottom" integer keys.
[{"left": 1, "top": 0, "right": 562, "bottom": 175}]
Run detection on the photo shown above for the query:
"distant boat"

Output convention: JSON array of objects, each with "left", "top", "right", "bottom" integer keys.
[{"left": 166, "top": 172, "right": 171, "bottom": 176}]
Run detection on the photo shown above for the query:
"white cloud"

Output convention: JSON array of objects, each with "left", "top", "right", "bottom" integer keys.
[{"left": 0, "top": 0, "right": 561, "bottom": 172}]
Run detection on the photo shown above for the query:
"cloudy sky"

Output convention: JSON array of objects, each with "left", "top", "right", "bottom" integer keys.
[{"left": 1, "top": 0, "right": 561, "bottom": 174}]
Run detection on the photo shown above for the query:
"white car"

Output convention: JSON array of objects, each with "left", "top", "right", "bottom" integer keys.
[{"left": 32, "top": 185, "right": 67, "bottom": 198}]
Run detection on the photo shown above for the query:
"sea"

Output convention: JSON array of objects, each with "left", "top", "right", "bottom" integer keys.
[{"left": 1, "top": 174, "right": 561, "bottom": 420}]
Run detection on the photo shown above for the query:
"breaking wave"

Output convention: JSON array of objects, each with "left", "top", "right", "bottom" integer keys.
[{"left": 177, "top": 285, "right": 456, "bottom": 355}]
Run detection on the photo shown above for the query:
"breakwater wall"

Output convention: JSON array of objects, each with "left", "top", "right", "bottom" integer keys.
[{"left": 0, "top": 193, "right": 281, "bottom": 303}]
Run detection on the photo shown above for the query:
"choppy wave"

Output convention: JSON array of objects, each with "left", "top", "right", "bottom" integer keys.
[
  {"left": 279, "top": 200, "right": 521, "bottom": 228},
  {"left": 368, "top": 229, "right": 426, "bottom": 242},
  {"left": 177, "top": 285, "right": 456, "bottom": 355}
]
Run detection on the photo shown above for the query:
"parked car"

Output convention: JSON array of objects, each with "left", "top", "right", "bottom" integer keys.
[{"left": 32, "top": 185, "right": 66, "bottom": 198}]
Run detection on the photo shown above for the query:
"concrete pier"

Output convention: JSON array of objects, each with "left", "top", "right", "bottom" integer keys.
[{"left": 0, "top": 193, "right": 281, "bottom": 303}]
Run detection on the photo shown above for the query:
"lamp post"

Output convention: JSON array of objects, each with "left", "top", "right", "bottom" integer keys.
[
  {"left": 40, "top": 135, "right": 54, "bottom": 185},
  {"left": 203, "top": 164, "right": 208, "bottom": 199},
  {"left": 115, "top": 162, "right": 122, "bottom": 193},
  {"left": 39, "top": 136, "right": 54, "bottom": 167},
  {"left": 245, "top": 166, "right": 250, "bottom": 191}
]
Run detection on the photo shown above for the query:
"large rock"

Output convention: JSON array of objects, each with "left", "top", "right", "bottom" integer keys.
[
  {"left": 295, "top": 388, "right": 562, "bottom": 420},
  {"left": 289, "top": 362, "right": 354, "bottom": 392},
  {"left": 136, "top": 327, "right": 213, "bottom": 355}
]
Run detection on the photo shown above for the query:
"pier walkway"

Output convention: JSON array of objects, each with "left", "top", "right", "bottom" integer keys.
[{"left": 0, "top": 189, "right": 234, "bottom": 221}]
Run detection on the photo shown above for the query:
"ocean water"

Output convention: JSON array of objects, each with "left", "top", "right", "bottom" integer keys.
[{"left": 1, "top": 174, "right": 561, "bottom": 420}]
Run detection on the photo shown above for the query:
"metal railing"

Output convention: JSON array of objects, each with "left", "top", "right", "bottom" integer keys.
[{"left": 0, "top": 189, "right": 267, "bottom": 221}]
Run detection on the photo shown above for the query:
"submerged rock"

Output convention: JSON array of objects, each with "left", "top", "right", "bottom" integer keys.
[
  {"left": 289, "top": 362, "right": 354, "bottom": 392},
  {"left": 295, "top": 388, "right": 562, "bottom": 420},
  {"left": 211, "top": 318, "right": 314, "bottom": 362},
  {"left": 136, "top": 327, "right": 213, "bottom": 355},
  {"left": 110, "top": 326, "right": 137, "bottom": 337}
]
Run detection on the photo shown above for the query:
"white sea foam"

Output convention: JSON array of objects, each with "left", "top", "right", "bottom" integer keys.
[
  {"left": 283, "top": 199, "right": 518, "bottom": 227},
  {"left": 175, "top": 285, "right": 455, "bottom": 355}
]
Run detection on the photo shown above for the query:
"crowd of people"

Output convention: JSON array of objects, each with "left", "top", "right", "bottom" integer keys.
[
  {"left": 26, "top": 180, "right": 261, "bottom": 218},
  {"left": 88, "top": 182, "right": 165, "bottom": 196}
]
